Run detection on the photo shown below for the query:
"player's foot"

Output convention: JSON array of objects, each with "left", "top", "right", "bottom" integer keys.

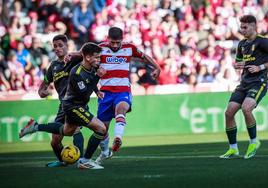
[
  {"left": 19, "top": 119, "right": 38, "bottom": 138},
  {"left": 219, "top": 148, "right": 239, "bottom": 159},
  {"left": 46, "top": 161, "right": 67, "bottom": 167},
  {"left": 77, "top": 159, "right": 104, "bottom": 169},
  {"left": 95, "top": 150, "right": 113, "bottom": 165},
  {"left": 112, "top": 137, "right": 122, "bottom": 152},
  {"left": 244, "top": 140, "right": 261, "bottom": 159}
]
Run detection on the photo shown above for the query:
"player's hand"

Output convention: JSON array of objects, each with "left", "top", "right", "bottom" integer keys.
[
  {"left": 39, "top": 88, "right": 52, "bottom": 98},
  {"left": 97, "top": 67, "right": 107, "bottom": 77},
  {"left": 64, "top": 54, "right": 72, "bottom": 63},
  {"left": 151, "top": 68, "right": 161, "bottom": 80},
  {"left": 245, "top": 65, "right": 260, "bottom": 73},
  {"left": 234, "top": 62, "right": 245, "bottom": 69},
  {"left": 96, "top": 91, "right": 105, "bottom": 100}
]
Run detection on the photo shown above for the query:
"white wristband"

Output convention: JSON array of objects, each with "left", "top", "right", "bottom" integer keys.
[{"left": 259, "top": 64, "right": 265, "bottom": 70}]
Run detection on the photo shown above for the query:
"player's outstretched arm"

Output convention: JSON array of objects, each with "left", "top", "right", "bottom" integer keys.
[{"left": 142, "top": 54, "right": 161, "bottom": 79}]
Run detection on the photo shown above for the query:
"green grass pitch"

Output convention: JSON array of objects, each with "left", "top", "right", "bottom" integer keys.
[{"left": 1, "top": 133, "right": 268, "bottom": 188}]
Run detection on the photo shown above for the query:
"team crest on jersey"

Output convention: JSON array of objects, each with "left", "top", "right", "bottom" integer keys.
[{"left": 78, "top": 81, "right": 85, "bottom": 90}]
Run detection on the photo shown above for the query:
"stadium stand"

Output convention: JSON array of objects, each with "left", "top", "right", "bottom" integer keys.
[{"left": 0, "top": 0, "right": 267, "bottom": 98}]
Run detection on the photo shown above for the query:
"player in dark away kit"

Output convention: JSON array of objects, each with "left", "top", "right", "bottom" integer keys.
[
  {"left": 220, "top": 15, "right": 268, "bottom": 159},
  {"left": 38, "top": 34, "right": 84, "bottom": 167},
  {"left": 20, "top": 42, "right": 107, "bottom": 169}
]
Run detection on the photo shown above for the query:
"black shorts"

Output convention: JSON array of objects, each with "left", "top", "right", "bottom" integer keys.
[
  {"left": 64, "top": 105, "right": 94, "bottom": 127},
  {"left": 54, "top": 103, "right": 65, "bottom": 124},
  {"left": 229, "top": 81, "right": 267, "bottom": 105}
]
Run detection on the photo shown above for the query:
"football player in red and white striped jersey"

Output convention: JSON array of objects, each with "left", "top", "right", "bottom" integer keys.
[{"left": 95, "top": 27, "right": 161, "bottom": 164}]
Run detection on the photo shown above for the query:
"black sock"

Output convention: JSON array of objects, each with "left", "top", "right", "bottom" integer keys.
[
  {"left": 73, "top": 132, "right": 84, "bottom": 156},
  {"left": 38, "top": 122, "right": 64, "bottom": 135},
  {"left": 226, "top": 126, "right": 237, "bottom": 144},
  {"left": 84, "top": 132, "right": 105, "bottom": 159},
  {"left": 247, "top": 123, "right": 256, "bottom": 139},
  {"left": 52, "top": 144, "right": 64, "bottom": 161}
]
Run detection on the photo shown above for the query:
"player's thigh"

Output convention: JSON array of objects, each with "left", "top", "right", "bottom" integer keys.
[
  {"left": 97, "top": 92, "right": 115, "bottom": 122},
  {"left": 241, "top": 97, "right": 256, "bottom": 112},
  {"left": 229, "top": 88, "right": 246, "bottom": 105},
  {"left": 114, "top": 92, "right": 132, "bottom": 114},
  {"left": 246, "top": 82, "right": 267, "bottom": 106},
  {"left": 89, "top": 117, "right": 106, "bottom": 135},
  {"left": 51, "top": 134, "right": 63, "bottom": 145},
  {"left": 55, "top": 104, "right": 65, "bottom": 124},
  {"left": 65, "top": 106, "right": 94, "bottom": 128},
  {"left": 63, "top": 124, "right": 77, "bottom": 136},
  {"left": 225, "top": 101, "right": 241, "bottom": 117}
]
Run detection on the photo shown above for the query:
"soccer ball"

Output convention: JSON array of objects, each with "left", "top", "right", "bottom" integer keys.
[{"left": 61, "top": 145, "right": 80, "bottom": 164}]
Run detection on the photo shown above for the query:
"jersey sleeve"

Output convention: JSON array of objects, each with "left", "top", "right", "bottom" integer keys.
[
  {"left": 259, "top": 37, "right": 268, "bottom": 53},
  {"left": 235, "top": 41, "right": 243, "bottom": 62},
  {"left": 131, "top": 44, "right": 144, "bottom": 59},
  {"left": 44, "top": 63, "right": 53, "bottom": 84}
]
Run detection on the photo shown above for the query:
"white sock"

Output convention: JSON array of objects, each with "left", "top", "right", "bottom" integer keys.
[
  {"left": 250, "top": 138, "right": 257, "bottom": 144},
  {"left": 100, "top": 135, "right": 110, "bottom": 155},
  {"left": 114, "top": 114, "right": 126, "bottom": 139},
  {"left": 230, "top": 143, "right": 238, "bottom": 149},
  {"left": 79, "top": 157, "right": 89, "bottom": 163}
]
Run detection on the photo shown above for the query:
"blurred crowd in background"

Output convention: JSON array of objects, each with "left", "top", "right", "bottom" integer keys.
[{"left": 0, "top": 0, "right": 268, "bottom": 93}]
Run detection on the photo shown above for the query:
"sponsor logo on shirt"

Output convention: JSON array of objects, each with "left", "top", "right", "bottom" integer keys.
[{"left": 106, "top": 56, "right": 127, "bottom": 63}]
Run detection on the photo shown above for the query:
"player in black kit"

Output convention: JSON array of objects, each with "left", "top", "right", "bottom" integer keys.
[
  {"left": 38, "top": 34, "right": 84, "bottom": 167},
  {"left": 19, "top": 43, "right": 107, "bottom": 169},
  {"left": 220, "top": 15, "right": 268, "bottom": 159}
]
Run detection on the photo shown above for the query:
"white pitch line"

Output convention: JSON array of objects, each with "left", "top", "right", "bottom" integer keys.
[{"left": 0, "top": 155, "right": 268, "bottom": 161}]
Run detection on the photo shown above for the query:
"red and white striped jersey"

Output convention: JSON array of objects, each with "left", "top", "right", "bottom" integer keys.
[{"left": 99, "top": 42, "right": 144, "bottom": 93}]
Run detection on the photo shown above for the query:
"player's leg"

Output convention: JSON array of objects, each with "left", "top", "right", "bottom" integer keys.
[
  {"left": 243, "top": 83, "right": 266, "bottom": 159},
  {"left": 78, "top": 117, "right": 107, "bottom": 169},
  {"left": 66, "top": 105, "right": 106, "bottom": 169},
  {"left": 112, "top": 92, "right": 132, "bottom": 152},
  {"left": 95, "top": 121, "right": 113, "bottom": 165},
  {"left": 73, "top": 127, "right": 84, "bottom": 157},
  {"left": 220, "top": 89, "right": 244, "bottom": 159},
  {"left": 19, "top": 120, "right": 65, "bottom": 138},
  {"left": 46, "top": 134, "right": 65, "bottom": 167},
  {"left": 96, "top": 92, "right": 114, "bottom": 164},
  {"left": 46, "top": 105, "right": 66, "bottom": 167}
]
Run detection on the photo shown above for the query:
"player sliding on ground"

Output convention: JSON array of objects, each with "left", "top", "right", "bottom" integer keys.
[{"left": 19, "top": 43, "right": 107, "bottom": 169}]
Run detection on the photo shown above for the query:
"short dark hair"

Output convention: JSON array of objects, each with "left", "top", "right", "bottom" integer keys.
[
  {"left": 108, "top": 27, "right": 123, "bottom": 40},
  {"left": 81, "top": 42, "right": 102, "bottom": 56},
  {"left": 53, "top": 34, "right": 68, "bottom": 43},
  {"left": 240, "top": 15, "right": 257, "bottom": 24}
]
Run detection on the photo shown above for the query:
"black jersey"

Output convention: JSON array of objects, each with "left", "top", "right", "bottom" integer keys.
[
  {"left": 44, "top": 57, "right": 82, "bottom": 100},
  {"left": 63, "top": 64, "right": 99, "bottom": 108},
  {"left": 236, "top": 35, "right": 268, "bottom": 84}
]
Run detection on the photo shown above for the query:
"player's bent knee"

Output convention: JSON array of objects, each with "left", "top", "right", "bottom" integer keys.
[
  {"left": 63, "top": 125, "right": 76, "bottom": 136},
  {"left": 96, "top": 123, "right": 107, "bottom": 135},
  {"left": 241, "top": 106, "right": 253, "bottom": 114},
  {"left": 225, "top": 110, "right": 234, "bottom": 119},
  {"left": 51, "top": 134, "right": 63, "bottom": 146}
]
